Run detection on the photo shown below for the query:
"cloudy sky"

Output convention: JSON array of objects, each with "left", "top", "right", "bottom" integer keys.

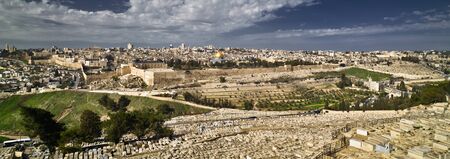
[{"left": 1, "top": 0, "right": 450, "bottom": 50}]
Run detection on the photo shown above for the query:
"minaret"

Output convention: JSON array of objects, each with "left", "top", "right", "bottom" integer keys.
[{"left": 127, "top": 43, "right": 133, "bottom": 50}]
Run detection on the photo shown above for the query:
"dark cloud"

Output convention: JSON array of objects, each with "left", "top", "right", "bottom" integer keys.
[{"left": 1, "top": 0, "right": 450, "bottom": 50}]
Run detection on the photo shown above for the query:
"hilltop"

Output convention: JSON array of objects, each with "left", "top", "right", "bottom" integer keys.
[{"left": 0, "top": 91, "right": 211, "bottom": 134}]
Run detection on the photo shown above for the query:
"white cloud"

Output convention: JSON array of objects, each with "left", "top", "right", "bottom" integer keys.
[
  {"left": 412, "top": 9, "right": 436, "bottom": 16},
  {"left": 241, "top": 20, "right": 450, "bottom": 40},
  {"left": 384, "top": 8, "right": 449, "bottom": 23},
  {"left": 0, "top": 0, "right": 316, "bottom": 44}
]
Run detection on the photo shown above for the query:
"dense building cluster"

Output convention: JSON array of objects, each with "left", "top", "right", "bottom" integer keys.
[{"left": 0, "top": 58, "right": 81, "bottom": 93}]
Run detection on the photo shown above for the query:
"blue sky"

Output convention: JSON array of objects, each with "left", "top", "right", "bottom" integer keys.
[{"left": 1, "top": 0, "right": 450, "bottom": 50}]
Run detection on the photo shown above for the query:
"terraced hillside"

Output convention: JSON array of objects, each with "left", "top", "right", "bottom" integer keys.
[
  {"left": 183, "top": 83, "right": 373, "bottom": 111},
  {"left": 343, "top": 67, "right": 391, "bottom": 81},
  {"left": 0, "top": 91, "right": 211, "bottom": 134},
  {"left": 313, "top": 67, "right": 392, "bottom": 81}
]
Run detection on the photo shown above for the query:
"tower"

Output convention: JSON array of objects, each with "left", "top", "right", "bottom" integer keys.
[{"left": 127, "top": 43, "right": 134, "bottom": 50}]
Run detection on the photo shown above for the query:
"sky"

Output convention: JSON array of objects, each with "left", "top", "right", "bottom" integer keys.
[{"left": 1, "top": 0, "right": 450, "bottom": 50}]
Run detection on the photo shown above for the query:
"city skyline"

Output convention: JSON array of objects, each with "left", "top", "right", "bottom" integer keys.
[{"left": 1, "top": 0, "right": 450, "bottom": 50}]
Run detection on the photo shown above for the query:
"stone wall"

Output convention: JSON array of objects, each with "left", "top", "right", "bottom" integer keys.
[
  {"left": 51, "top": 55, "right": 83, "bottom": 69},
  {"left": 129, "top": 66, "right": 185, "bottom": 87},
  {"left": 185, "top": 67, "right": 290, "bottom": 81},
  {"left": 292, "top": 64, "right": 339, "bottom": 71},
  {"left": 154, "top": 71, "right": 185, "bottom": 87},
  {"left": 130, "top": 66, "right": 154, "bottom": 85},
  {"left": 29, "top": 59, "right": 51, "bottom": 65},
  {"left": 133, "top": 62, "right": 167, "bottom": 69},
  {"left": 185, "top": 64, "right": 339, "bottom": 81},
  {"left": 119, "top": 65, "right": 131, "bottom": 75}
]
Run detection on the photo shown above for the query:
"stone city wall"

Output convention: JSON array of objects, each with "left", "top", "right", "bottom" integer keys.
[
  {"left": 185, "top": 64, "right": 339, "bottom": 81},
  {"left": 133, "top": 62, "right": 168, "bottom": 69},
  {"left": 153, "top": 71, "right": 185, "bottom": 88},
  {"left": 292, "top": 64, "right": 339, "bottom": 71},
  {"left": 129, "top": 66, "right": 185, "bottom": 87},
  {"left": 51, "top": 55, "right": 83, "bottom": 69},
  {"left": 185, "top": 66, "right": 290, "bottom": 81},
  {"left": 130, "top": 66, "right": 155, "bottom": 85},
  {"left": 29, "top": 59, "right": 51, "bottom": 65}
]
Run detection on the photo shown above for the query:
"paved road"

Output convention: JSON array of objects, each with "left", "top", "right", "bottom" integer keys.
[
  {"left": 404, "top": 78, "right": 446, "bottom": 84},
  {"left": 73, "top": 73, "right": 80, "bottom": 89}
]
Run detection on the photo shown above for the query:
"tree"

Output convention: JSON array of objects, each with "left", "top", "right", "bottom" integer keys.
[
  {"left": 183, "top": 92, "right": 194, "bottom": 101},
  {"left": 389, "top": 77, "right": 395, "bottom": 85},
  {"left": 401, "top": 56, "right": 420, "bottom": 63},
  {"left": 79, "top": 110, "right": 102, "bottom": 142},
  {"left": 353, "top": 101, "right": 361, "bottom": 110},
  {"left": 397, "top": 81, "right": 407, "bottom": 91},
  {"left": 131, "top": 109, "right": 166, "bottom": 139},
  {"left": 157, "top": 104, "right": 175, "bottom": 115},
  {"left": 98, "top": 95, "right": 117, "bottom": 111},
  {"left": 117, "top": 96, "right": 131, "bottom": 111},
  {"left": 243, "top": 100, "right": 254, "bottom": 110},
  {"left": 324, "top": 100, "right": 330, "bottom": 109},
  {"left": 104, "top": 111, "right": 134, "bottom": 143},
  {"left": 219, "top": 76, "right": 226, "bottom": 83},
  {"left": 416, "top": 86, "right": 447, "bottom": 105},
  {"left": 362, "top": 104, "right": 366, "bottom": 112},
  {"left": 59, "top": 127, "right": 83, "bottom": 146},
  {"left": 154, "top": 125, "right": 174, "bottom": 139},
  {"left": 20, "top": 106, "right": 65, "bottom": 153},
  {"left": 338, "top": 100, "right": 349, "bottom": 112},
  {"left": 354, "top": 81, "right": 364, "bottom": 87},
  {"left": 99, "top": 95, "right": 131, "bottom": 112},
  {"left": 337, "top": 73, "right": 352, "bottom": 89},
  {"left": 104, "top": 109, "right": 172, "bottom": 142},
  {"left": 131, "top": 110, "right": 152, "bottom": 139}
]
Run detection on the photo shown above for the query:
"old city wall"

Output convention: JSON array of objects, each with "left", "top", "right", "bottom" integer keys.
[
  {"left": 130, "top": 66, "right": 154, "bottom": 86},
  {"left": 30, "top": 59, "right": 52, "bottom": 65},
  {"left": 292, "top": 64, "right": 339, "bottom": 71},
  {"left": 51, "top": 55, "right": 83, "bottom": 69},
  {"left": 153, "top": 71, "right": 185, "bottom": 87},
  {"left": 185, "top": 66, "right": 290, "bottom": 81},
  {"left": 185, "top": 64, "right": 339, "bottom": 81}
]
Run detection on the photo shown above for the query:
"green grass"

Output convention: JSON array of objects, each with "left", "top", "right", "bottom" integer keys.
[
  {"left": 264, "top": 101, "right": 325, "bottom": 111},
  {"left": 303, "top": 103, "right": 325, "bottom": 110},
  {"left": 312, "top": 67, "right": 391, "bottom": 81},
  {"left": 343, "top": 67, "right": 391, "bottom": 81},
  {"left": 312, "top": 71, "right": 342, "bottom": 79},
  {"left": 0, "top": 136, "right": 11, "bottom": 143},
  {"left": 0, "top": 91, "right": 211, "bottom": 134}
]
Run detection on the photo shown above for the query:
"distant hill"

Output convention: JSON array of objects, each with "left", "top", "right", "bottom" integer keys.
[{"left": 0, "top": 91, "right": 210, "bottom": 134}]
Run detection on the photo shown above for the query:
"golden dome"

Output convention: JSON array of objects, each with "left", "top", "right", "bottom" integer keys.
[{"left": 214, "top": 52, "right": 224, "bottom": 58}]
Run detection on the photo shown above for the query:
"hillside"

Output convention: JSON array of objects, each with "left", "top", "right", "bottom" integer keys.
[
  {"left": 0, "top": 91, "right": 211, "bottom": 134},
  {"left": 314, "top": 67, "right": 392, "bottom": 81},
  {"left": 343, "top": 67, "right": 391, "bottom": 81}
]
